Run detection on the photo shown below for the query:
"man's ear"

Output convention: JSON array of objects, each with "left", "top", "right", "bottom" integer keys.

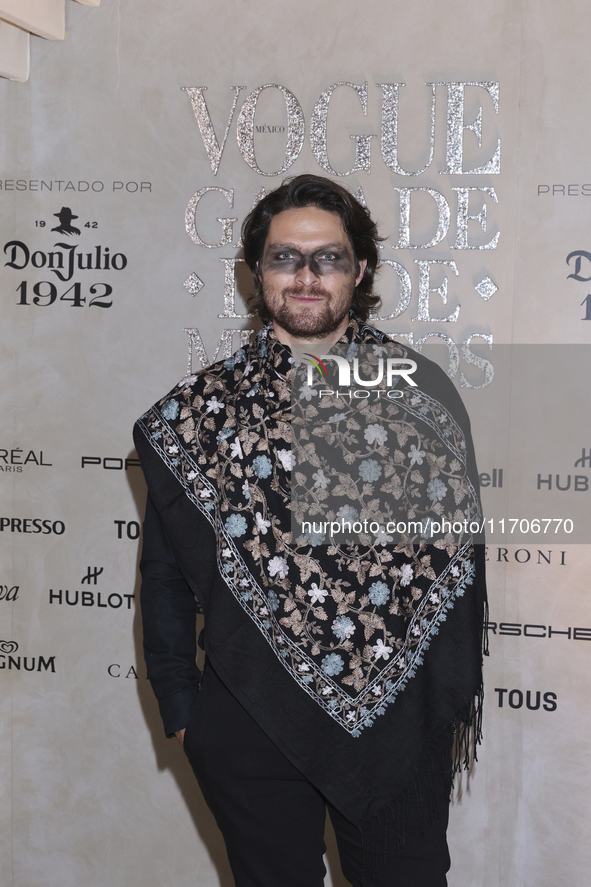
[{"left": 355, "top": 259, "right": 367, "bottom": 287}]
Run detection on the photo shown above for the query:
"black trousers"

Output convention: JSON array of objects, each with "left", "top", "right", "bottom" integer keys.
[{"left": 183, "top": 662, "right": 451, "bottom": 887}]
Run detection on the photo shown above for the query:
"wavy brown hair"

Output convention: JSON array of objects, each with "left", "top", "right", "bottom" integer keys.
[{"left": 242, "top": 174, "right": 382, "bottom": 322}]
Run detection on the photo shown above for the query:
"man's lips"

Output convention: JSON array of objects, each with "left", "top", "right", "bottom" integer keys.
[{"left": 284, "top": 289, "right": 328, "bottom": 303}]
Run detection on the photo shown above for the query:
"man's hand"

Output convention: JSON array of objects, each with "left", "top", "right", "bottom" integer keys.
[{"left": 174, "top": 728, "right": 186, "bottom": 747}]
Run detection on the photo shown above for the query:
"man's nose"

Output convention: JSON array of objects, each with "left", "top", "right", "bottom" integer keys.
[{"left": 294, "top": 257, "right": 320, "bottom": 287}]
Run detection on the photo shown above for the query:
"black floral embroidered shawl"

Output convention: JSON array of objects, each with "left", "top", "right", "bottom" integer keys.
[{"left": 134, "top": 317, "right": 487, "bottom": 868}]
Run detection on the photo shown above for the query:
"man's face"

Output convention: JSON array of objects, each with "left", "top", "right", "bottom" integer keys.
[{"left": 258, "top": 206, "right": 367, "bottom": 345}]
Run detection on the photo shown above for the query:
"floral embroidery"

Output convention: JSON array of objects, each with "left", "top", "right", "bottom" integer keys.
[
  {"left": 206, "top": 396, "right": 224, "bottom": 414},
  {"left": 332, "top": 616, "right": 356, "bottom": 640},
  {"left": 312, "top": 469, "right": 330, "bottom": 489},
  {"left": 268, "top": 590, "right": 280, "bottom": 612},
  {"left": 299, "top": 383, "right": 316, "bottom": 401},
  {"left": 254, "top": 513, "right": 271, "bottom": 534},
  {"left": 277, "top": 449, "right": 294, "bottom": 471},
  {"left": 400, "top": 564, "right": 413, "bottom": 587},
  {"left": 225, "top": 514, "right": 248, "bottom": 537},
  {"left": 135, "top": 319, "right": 481, "bottom": 736},
  {"left": 161, "top": 399, "right": 179, "bottom": 420},
  {"left": 230, "top": 438, "right": 243, "bottom": 460},
  {"left": 368, "top": 581, "right": 389, "bottom": 606},
  {"left": 358, "top": 459, "right": 382, "bottom": 482},
  {"left": 427, "top": 478, "right": 447, "bottom": 503},
  {"left": 308, "top": 584, "right": 327, "bottom": 604},
  {"left": 373, "top": 639, "right": 393, "bottom": 661},
  {"left": 322, "top": 653, "right": 345, "bottom": 676},
  {"left": 252, "top": 455, "right": 272, "bottom": 478},
  {"left": 268, "top": 556, "right": 288, "bottom": 579},
  {"left": 305, "top": 527, "right": 326, "bottom": 546},
  {"left": 364, "top": 424, "right": 388, "bottom": 446},
  {"left": 408, "top": 444, "right": 425, "bottom": 466}
]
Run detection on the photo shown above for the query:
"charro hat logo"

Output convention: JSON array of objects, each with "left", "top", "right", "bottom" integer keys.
[{"left": 52, "top": 207, "right": 80, "bottom": 236}]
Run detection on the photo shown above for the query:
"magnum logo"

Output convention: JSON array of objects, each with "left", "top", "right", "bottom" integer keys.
[
  {"left": 0, "top": 641, "right": 56, "bottom": 672},
  {"left": 0, "top": 640, "right": 17, "bottom": 654}
]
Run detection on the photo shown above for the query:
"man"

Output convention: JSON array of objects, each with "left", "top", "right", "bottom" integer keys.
[{"left": 134, "top": 174, "right": 487, "bottom": 887}]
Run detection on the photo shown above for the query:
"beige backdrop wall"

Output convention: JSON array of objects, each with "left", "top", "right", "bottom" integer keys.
[{"left": 1, "top": 1, "right": 590, "bottom": 885}]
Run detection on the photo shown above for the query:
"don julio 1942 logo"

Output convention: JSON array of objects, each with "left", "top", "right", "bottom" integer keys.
[{"left": 3, "top": 206, "right": 128, "bottom": 310}]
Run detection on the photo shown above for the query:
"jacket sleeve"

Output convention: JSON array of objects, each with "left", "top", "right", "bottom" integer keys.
[{"left": 139, "top": 494, "right": 201, "bottom": 737}]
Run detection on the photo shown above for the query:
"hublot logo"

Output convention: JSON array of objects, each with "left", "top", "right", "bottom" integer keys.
[
  {"left": 536, "top": 447, "right": 591, "bottom": 497},
  {"left": 49, "top": 589, "right": 134, "bottom": 610},
  {"left": 81, "top": 566, "right": 103, "bottom": 584},
  {"left": 537, "top": 474, "right": 589, "bottom": 492},
  {"left": 49, "top": 567, "right": 134, "bottom": 610}
]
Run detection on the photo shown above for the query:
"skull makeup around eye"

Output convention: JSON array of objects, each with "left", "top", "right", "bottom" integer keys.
[{"left": 264, "top": 247, "right": 355, "bottom": 278}]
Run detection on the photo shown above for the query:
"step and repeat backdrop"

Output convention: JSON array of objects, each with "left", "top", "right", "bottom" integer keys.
[{"left": 1, "top": 1, "right": 590, "bottom": 885}]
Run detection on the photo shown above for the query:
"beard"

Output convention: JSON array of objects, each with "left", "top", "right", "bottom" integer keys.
[{"left": 261, "top": 283, "right": 355, "bottom": 341}]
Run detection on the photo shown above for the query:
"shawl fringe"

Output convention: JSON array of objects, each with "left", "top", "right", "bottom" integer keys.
[{"left": 361, "top": 684, "right": 485, "bottom": 884}]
